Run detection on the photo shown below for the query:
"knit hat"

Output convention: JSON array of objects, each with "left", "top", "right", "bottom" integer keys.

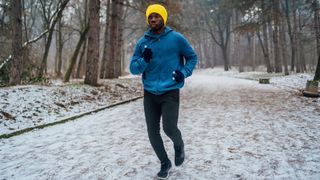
[{"left": 146, "top": 4, "right": 168, "bottom": 26}]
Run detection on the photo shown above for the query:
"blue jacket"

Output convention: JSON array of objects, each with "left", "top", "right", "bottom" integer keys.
[{"left": 130, "top": 27, "right": 198, "bottom": 95}]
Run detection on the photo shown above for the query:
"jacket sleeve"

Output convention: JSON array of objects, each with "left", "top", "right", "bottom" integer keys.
[
  {"left": 178, "top": 34, "right": 198, "bottom": 78},
  {"left": 130, "top": 42, "right": 149, "bottom": 75}
]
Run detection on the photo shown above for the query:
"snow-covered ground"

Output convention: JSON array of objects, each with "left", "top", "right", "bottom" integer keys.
[
  {"left": 0, "top": 77, "right": 143, "bottom": 135},
  {"left": 1, "top": 68, "right": 320, "bottom": 179}
]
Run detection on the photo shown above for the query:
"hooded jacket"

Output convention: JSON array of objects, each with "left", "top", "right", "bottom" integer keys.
[{"left": 130, "top": 27, "right": 198, "bottom": 95}]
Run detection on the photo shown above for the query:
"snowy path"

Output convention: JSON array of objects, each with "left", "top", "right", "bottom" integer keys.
[{"left": 1, "top": 74, "right": 320, "bottom": 180}]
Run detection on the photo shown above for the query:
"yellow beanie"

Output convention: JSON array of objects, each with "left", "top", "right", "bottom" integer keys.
[{"left": 146, "top": 4, "right": 168, "bottom": 26}]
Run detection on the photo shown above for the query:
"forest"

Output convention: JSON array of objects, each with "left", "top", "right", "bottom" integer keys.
[
  {"left": 1, "top": 0, "right": 320, "bottom": 86},
  {"left": 1, "top": 1, "right": 320, "bottom": 178}
]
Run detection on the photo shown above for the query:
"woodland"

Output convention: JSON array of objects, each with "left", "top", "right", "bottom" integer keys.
[{"left": 1, "top": 0, "right": 320, "bottom": 86}]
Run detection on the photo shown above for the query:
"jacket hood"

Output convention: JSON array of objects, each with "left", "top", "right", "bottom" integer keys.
[{"left": 144, "top": 26, "right": 173, "bottom": 39}]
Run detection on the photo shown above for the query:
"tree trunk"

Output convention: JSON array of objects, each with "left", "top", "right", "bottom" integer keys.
[
  {"left": 280, "top": 16, "right": 289, "bottom": 75},
  {"left": 38, "top": 0, "right": 70, "bottom": 78},
  {"left": 252, "top": 33, "right": 256, "bottom": 71},
  {"left": 105, "top": 0, "right": 118, "bottom": 78},
  {"left": 100, "top": 0, "right": 111, "bottom": 79},
  {"left": 211, "top": 43, "right": 217, "bottom": 68},
  {"left": 260, "top": 1, "right": 273, "bottom": 73},
  {"left": 314, "top": 55, "right": 320, "bottom": 81},
  {"left": 273, "top": 0, "right": 282, "bottom": 73},
  {"left": 313, "top": 0, "right": 320, "bottom": 55},
  {"left": 284, "top": 0, "right": 295, "bottom": 72},
  {"left": 84, "top": 0, "right": 100, "bottom": 86},
  {"left": 55, "top": 16, "right": 63, "bottom": 77},
  {"left": 232, "top": 10, "right": 242, "bottom": 72},
  {"left": 313, "top": 0, "right": 320, "bottom": 81},
  {"left": 114, "top": 0, "right": 124, "bottom": 78},
  {"left": 9, "top": 0, "right": 23, "bottom": 85},
  {"left": 75, "top": 41, "right": 87, "bottom": 78},
  {"left": 75, "top": 0, "right": 88, "bottom": 79},
  {"left": 292, "top": 0, "right": 299, "bottom": 72},
  {"left": 222, "top": 45, "right": 229, "bottom": 71},
  {"left": 64, "top": 26, "right": 89, "bottom": 82},
  {"left": 204, "top": 38, "right": 212, "bottom": 68}
]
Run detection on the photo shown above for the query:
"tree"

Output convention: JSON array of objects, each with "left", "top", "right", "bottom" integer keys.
[
  {"left": 38, "top": 0, "right": 70, "bottom": 78},
  {"left": 312, "top": 0, "right": 320, "bottom": 81},
  {"left": 84, "top": 0, "right": 100, "bottom": 85},
  {"left": 272, "top": 0, "right": 282, "bottom": 73},
  {"left": 105, "top": 0, "right": 123, "bottom": 78},
  {"left": 9, "top": 0, "right": 23, "bottom": 85},
  {"left": 202, "top": 0, "right": 232, "bottom": 71},
  {"left": 55, "top": 16, "right": 63, "bottom": 77},
  {"left": 75, "top": 0, "right": 89, "bottom": 79},
  {"left": 64, "top": 25, "right": 89, "bottom": 82},
  {"left": 100, "top": 0, "right": 111, "bottom": 78}
]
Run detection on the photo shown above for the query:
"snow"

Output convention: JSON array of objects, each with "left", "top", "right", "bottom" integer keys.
[
  {"left": 0, "top": 78, "right": 143, "bottom": 135},
  {"left": 1, "top": 68, "right": 320, "bottom": 179}
]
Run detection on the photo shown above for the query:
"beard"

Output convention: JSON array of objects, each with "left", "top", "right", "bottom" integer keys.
[{"left": 150, "top": 21, "right": 164, "bottom": 32}]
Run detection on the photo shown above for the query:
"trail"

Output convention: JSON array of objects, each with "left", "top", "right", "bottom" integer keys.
[{"left": 1, "top": 74, "right": 319, "bottom": 179}]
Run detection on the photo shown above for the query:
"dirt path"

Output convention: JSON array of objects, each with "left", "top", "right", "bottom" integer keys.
[{"left": 1, "top": 74, "right": 319, "bottom": 179}]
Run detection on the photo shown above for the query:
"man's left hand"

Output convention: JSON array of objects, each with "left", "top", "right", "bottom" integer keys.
[{"left": 172, "top": 70, "right": 184, "bottom": 83}]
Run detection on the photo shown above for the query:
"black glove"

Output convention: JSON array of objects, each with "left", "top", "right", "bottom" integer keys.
[
  {"left": 172, "top": 70, "right": 185, "bottom": 83},
  {"left": 142, "top": 48, "right": 152, "bottom": 63}
]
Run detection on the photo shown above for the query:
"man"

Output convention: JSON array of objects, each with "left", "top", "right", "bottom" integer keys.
[{"left": 130, "top": 4, "right": 197, "bottom": 179}]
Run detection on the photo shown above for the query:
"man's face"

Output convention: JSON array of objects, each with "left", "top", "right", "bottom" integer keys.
[{"left": 148, "top": 13, "right": 164, "bottom": 32}]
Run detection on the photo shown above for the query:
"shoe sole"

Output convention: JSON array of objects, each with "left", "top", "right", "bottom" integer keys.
[{"left": 157, "top": 169, "right": 171, "bottom": 180}]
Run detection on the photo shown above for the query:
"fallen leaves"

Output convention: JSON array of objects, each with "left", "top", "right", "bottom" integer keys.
[{"left": 0, "top": 111, "right": 16, "bottom": 121}]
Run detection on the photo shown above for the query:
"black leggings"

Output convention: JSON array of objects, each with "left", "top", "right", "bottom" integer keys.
[{"left": 143, "top": 89, "right": 184, "bottom": 163}]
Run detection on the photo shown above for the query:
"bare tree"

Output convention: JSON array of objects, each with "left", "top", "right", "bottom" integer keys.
[
  {"left": 292, "top": 0, "right": 299, "bottom": 72},
  {"left": 9, "top": 0, "right": 23, "bottom": 85},
  {"left": 312, "top": 0, "right": 320, "bottom": 80},
  {"left": 273, "top": 0, "right": 282, "bottom": 73},
  {"left": 100, "top": 0, "right": 111, "bottom": 78},
  {"left": 55, "top": 16, "right": 63, "bottom": 77},
  {"left": 203, "top": 1, "right": 232, "bottom": 71},
  {"left": 105, "top": 0, "right": 124, "bottom": 78},
  {"left": 279, "top": 12, "right": 289, "bottom": 75},
  {"left": 75, "top": 0, "right": 89, "bottom": 79},
  {"left": 64, "top": 25, "right": 89, "bottom": 82},
  {"left": 38, "top": 0, "right": 70, "bottom": 77},
  {"left": 84, "top": 0, "right": 100, "bottom": 85}
]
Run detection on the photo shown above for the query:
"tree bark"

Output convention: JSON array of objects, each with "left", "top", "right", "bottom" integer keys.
[
  {"left": 76, "top": 41, "right": 87, "bottom": 78},
  {"left": 260, "top": 0, "right": 272, "bottom": 73},
  {"left": 314, "top": 55, "right": 320, "bottom": 81},
  {"left": 105, "top": 0, "right": 118, "bottom": 78},
  {"left": 55, "top": 16, "right": 63, "bottom": 77},
  {"left": 292, "top": 0, "right": 299, "bottom": 72},
  {"left": 84, "top": 0, "right": 100, "bottom": 86},
  {"left": 313, "top": 0, "right": 320, "bottom": 55},
  {"left": 9, "top": 0, "right": 23, "bottom": 85},
  {"left": 273, "top": 0, "right": 282, "bottom": 73},
  {"left": 64, "top": 26, "right": 89, "bottom": 82},
  {"left": 100, "top": 0, "right": 111, "bottom": 79},
  {"left": 280, "top": 16, "right": 289, "bottom": 75},
  {"left": 114, "top": 0, "right": 124, "bottom": 77},
  {"left": 313, "top": 0, "right": 320, "bottom": 81},
  {"left": 257, "top": 27, "right": 272, "bottom": 73},
  {"left": 75, "top": 0, "right": 88, "bottom": 79},
  {"left": 283, "top": 0, "right": 295, "bottom": 72}
]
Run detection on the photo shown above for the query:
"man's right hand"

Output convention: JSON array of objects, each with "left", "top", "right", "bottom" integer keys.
[{"left": 143, "top": 48, "right": 152, "bottom": 63}]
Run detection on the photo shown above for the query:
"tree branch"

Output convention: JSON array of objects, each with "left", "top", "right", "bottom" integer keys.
[
  {"left": 0, "top": 55, "right": 12, "bottom": 70},
  {"left": 22, "top": 29, "right": 49, "bottom": 47}
]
